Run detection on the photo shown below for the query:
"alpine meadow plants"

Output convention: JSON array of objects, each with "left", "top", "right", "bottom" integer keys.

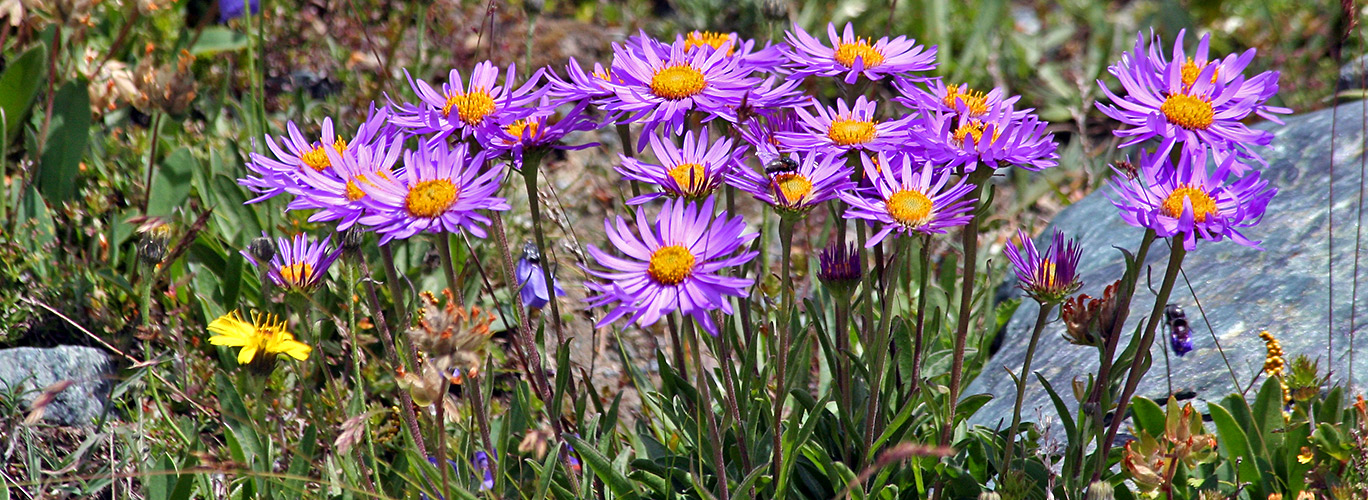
[{"left": 4, "top": 3, "right": 1352, "bottom": 499}]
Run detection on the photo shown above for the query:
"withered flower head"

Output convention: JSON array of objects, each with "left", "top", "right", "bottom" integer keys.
[
  {"left": 1061, "top": 279, "right": 1122, "bottom": 347},
  {"left": 134, "top": 50, "right": 199, "bottom": 115},
  {"left": 408, "top": 289, "right": 495, "bottom": 377},
  {"left": 1286, "top": 355, "right": 1321, "bottom": 403},
  {"left": 1121, "top": 397, "right": 1218, "bottom": 493}
]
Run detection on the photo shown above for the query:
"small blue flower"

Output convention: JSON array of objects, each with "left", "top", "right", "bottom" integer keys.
[
  {"left": 517, "top": 241, "right": 565, "bottom": 310},
  {"left": 218, "top": 0, "right": 259, "bottom": 23},
  {"left": 473, "top": 451, "right": 494, "bottom": 491}
]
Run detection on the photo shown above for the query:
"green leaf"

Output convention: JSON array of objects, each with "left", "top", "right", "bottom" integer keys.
[
  {"left": 1208, "top": 402, "right": 1260, "bottom": 486},
  {"left": 38, "top": 80, "right": 90, "bottom": 204},
  {"left": 191, "top": 27, "right": 249, "bottom": 55},
  {"left": 565, "top": 434, "right": 637, "bottom": 499},
  {"left": 1129, "top": 397, "right": 1165, "bottom": 437},
  {"left": 0, "top": 44, "right": 46, "bottom": 142},
  {"left": 284, "top": 424, "right": 318, "bottom": 495},
  {"left": 149, "top": 147, "right": 196, "bottom": 216},
  {"left": 1250, "top": 377, "right": 1285, "bottom": 450}
]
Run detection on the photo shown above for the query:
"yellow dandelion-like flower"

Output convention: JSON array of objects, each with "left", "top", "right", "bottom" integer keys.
[
  {"left": 207, "top": 310, "right": 311, "bottom": 366},
  {"left": 1297, "top": 446, "right": 1314, "bottom": 464}
]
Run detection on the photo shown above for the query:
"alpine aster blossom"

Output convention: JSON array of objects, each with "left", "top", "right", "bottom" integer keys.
[
  {"left": 838, "top": 152, "right": 975, "bottom": 246},
  {"left": 637, "top": 30, "right": 788, "bottom": 73},
  {"left": 1095, "top": 29, "right": 1289, "bottom": 168},
  {"left": 476, "top": 97, "right": 599, "bottom": 166},
  {"left": 1005, "top": 228, "right": 1083, "bottom": 305},
  {"left": 728, "top": 150, "right": 854, "bottom": 216},
  {"left": 390, "top": 61, "right": 543, "bottom": 141},
  {"left": 546, "top": 58, "right": 621, "bottom": 106},
  {"left": 783, "top": 22, "right": 936, "bottom": 84},
  {"left": 913, "top": 103, "right": 1058, "bottom": 173},
  {"left": 893, "top": 79, "right": 1025, "bottom": 120},
  {"left": 603, "top": 33, "right": 757, "bottom": 143},
  {"left": 1108, "top": 148, "right": 1275, "bottom": 251},
  {"left": 738, "top": 110, "right": 806, "bottom": 163},
  {"left": 355, "top": 142, "right": 510, "bottom": 244},
  {"left": 778, "top": 95, "right": 914, "bottom": 156},
  {"left": 617, "top": 129, "right": 745, "bottom": 204},
  {"left": 517, "top": 241, "right": 566, "bottom": 310},
  {"left": 584, "top": 197, "right": 758, "bottom": 336},
  {"left": 239, "top": 107, "right": 392, "bottom": 203},
  {"left": 208, "top": 310, "right": 311, "bottom": 368},
  {"left": 289, "top": 132, "right": 404, "bottom": 230},
  {"left": 241, "top": 232, "right": 343, "bottom": 292}
]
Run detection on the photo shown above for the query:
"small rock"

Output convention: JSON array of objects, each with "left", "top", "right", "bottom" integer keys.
[
  {"left": 0, "top": 346, "right": 114, "bottom": 426},
  {"left": 1339, "top": 54, "right": 1368, "bottom": 91},
  {"left": 967, "top": 102, "right": 1368, "bottom": 426}
]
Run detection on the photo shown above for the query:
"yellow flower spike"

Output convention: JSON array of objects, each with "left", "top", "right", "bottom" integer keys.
[{"left": 207, "top": 310, "right": 311, "bottom": 367}]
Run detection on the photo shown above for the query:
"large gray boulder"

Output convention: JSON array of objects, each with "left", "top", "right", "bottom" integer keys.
[
  {"left": 967, "top": 103, "right": 1368, "bottom": 426},
  {"left": 0, "top": 346, "right": 114, "bottom": 426}
]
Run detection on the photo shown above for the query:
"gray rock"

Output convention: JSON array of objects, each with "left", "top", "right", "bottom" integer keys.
[
  {"left": 1339, "top": 54, "right": 1368, "bottom": 91},
  {"left": 0, "top": 346, "right": 114, "bottom": 426},
  {"left": 966, "top": 103, "right": 1368, "bottom": 427}
]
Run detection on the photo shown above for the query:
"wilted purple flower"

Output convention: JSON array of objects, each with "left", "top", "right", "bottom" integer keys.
[
  {"left": 777, "top": 95, "right": 913, "bottom": 156},
  {"left": 390, "top": 61, "right": 543, "bottom": 142},
  {"left": 912, "top": 103, "right": 1058, "bottom": 173},
  {"left": 1108, "top": 148, "right": 1275, "bottom": 251},
  {"left": 783, "top": 22, "right": 936, "bottom": 83},
  {"left": 838, "top": 152, "right": 976, "bottom": 246},
  {"left": 617, "top": 129, "right": 745, "bottom": 204},
  {"left": 517, "top": 241, "right": 566, "bottom": 310},
  {"left": 355, "top": 142, "right": 509, "bottom": 244},
  {"left": 584, "top": 197, "right": 758, "bottom": 336},
  {"left": 241, "top": 232, "right": 342, "bottom": 293},
  {"left": 1005, "top": 229, "right": 1083, "bottom": 305},
  {"left": 1095, "top": 29, "right": 1289, "bottom": 169},
  {"left": 728, "top": 150, "right": 853, "bottom": 216},
  {"left": 603, "top": 33, "right": 758, "bottom": 143},
  {"left": 472, "top": 451, "right": 494, "bottom": 491}
]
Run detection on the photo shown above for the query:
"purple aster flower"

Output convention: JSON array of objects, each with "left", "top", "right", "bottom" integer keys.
[
  {"left": 783, "top": 22, "right": 936, "bottom": 84},
  {"left": 241, "top": 232, "right": 342, "bottom": 293},
  {"left": 912, "top": 103, "right": 1058, "bottom": 173},
  {"left": 639, "top": 31, "right": 788, "bottom": 73},
  {"left": 1005, "top": 228, "right": 1083, "bottom": 305},
  {"left": 603, "top": 33, "right": 757, "bottom": 144},
  {"left": 355, "top": 142, "right": 510, "bottom": 244},
  {"left": 546, "top": 58, "right": 622, "bottom": 106},
  {"left": 390, "top": 61, "right": 543, "bottom": 141},
  {"left": 838, "top": 152, "right": 975, "bottom": 247},
  {"left": 239, "top": 107, "right": 392, "bottom": 203},
  {"left": 816, "top": 242, "right": 861, "bottom": 295},
  {"left": 738, "top": 110, "right": 806, "bottom": 164},
  {"left": 1095, "top": 29, "right": 1289, "bottom": 169},
  {"left": 617, "top": 129, "right": 745, "bottom": 205},
  {"left": 728, "top": 150, "right": 854, "bottom": 216},
  {"left": 517, "top": 241, "right": 566, "bottom": 310},
  {"left": 893, "top": 78, "right": 1025, "bottom": 120},
  {"left": 218, "top": 0, "right": 259, "bottom": 22},
  {"left": 476, "top": 97, "right": 599, "bottom": 166},
  {"left": 1108, "top": 148, "right": 1275, "bottom": 251},
  {"left": 289, "top": 132, "right": 405, "bottom": 230},
  {"left": 777, "top": 95, "right": 914, "bottom": 156},
  {"left": 584, "top": 196, "right": 759, "bottom": 336}
]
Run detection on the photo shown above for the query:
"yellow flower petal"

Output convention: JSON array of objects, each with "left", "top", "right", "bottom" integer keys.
[
  {"left": 236, "top": 344, "right": 258, "bottom": 365},
  {"left": 279, "top": 339, "right": 312, "bottom": 361}
]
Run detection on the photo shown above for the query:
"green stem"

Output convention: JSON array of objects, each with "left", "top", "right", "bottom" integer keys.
[
  {"left": 863, "top": 237, "right": 909, "bottom": 460},
  {"left": 1098, "top": 237, "right": 1189, "bottom": 477},
  {"left": 687, "top": 318, "right": 731, "bottom": 500},
  {"left": 942, "top": 168, "right": 993, "bottom": 447},
  {"left": 910, "top": 234, "right": 932, "bottom": 395},
  {"left": 521, "top": 153, "right": 569, "bottom": 350},
  {"left": 357, "top": 255, "right": 428, "bottom": 458},
  {"left": 772, "top": 216, "right": 796, "bottom": 485},
  {"left": 1002, "top": 302, "right": 1056, "bottom": 475},
  {"left": 615, "top": 124, "right": 642, "bottom": 197},
  {"left": 436, "top": 235, "right": 463, "bottom": 306}
]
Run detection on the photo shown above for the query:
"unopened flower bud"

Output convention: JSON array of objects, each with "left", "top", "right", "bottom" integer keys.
[
  {"left": 1085, "top": 481, "right": 1114, "bottom": 500},
  {"left": 817, "top": 242, "right": 860, "bottom": 298},
  {"left": 137, "top": 225, "right": 171, "bottom": 266},
  {"left": 761, "top": 0, "right": 789, "bottom": 21},
  {"left": 248, "top": 236, "right": 276, "bottom": 263}
]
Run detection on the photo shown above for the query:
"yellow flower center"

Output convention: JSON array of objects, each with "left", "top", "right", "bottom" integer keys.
[
  {"left": 504, "top": 119, "right": 541, "bottom": 141},
  {"left": 885, "top": 189, "right": 933, "bottom": 228},
  {"left": 650, "top": 65, "right": 708, "bottom": 100},
  {"left": 1180, "top": 58, "right": 1218, "bottom": 90},
  {"left": 772, "top": 172, "right": 813, "bottom": 203},
  {"left": 685, "top": 31, "right": 736, "bottom": 56},
  {"left": 344, "top": 170, "right": 391, "bottom": 202},
  {"left": 442, "top": 89, "right": 497, "bottom": 125},
  {"left": 647, "top": 245, "right": 696, "bottom": 285},
  {"left": 1160, "top": 93, "right": 1214, "bottom": 130},
  {"left": 943, "top": 85, "right": 989, "bottom": 116},
  {"left": 300, "top": 138, "right": 348, "bottom": 171},
  {"left": 405, "top": 179, "right": 459, "bottom": 218},
  {"left": 834, "top": 38, "right": 885, "bottom": 68},
  {"left": 1161, "top": 184, "right": 1218, "bottom": 222},
  {"left": 667, "top": 163, "right": 707, "bottom": 194},
  {"left": 279, "top": 262, "right": 314, "bottom": 288},
  {"left": 827, "top": 118, "right": 878, "bottom": 146},
  {"left": 1038, "top": 258, "right": 1057, "bottom": 290},
  {"left": 952, "top": 122, "right": 997, "bottom": 147}
]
